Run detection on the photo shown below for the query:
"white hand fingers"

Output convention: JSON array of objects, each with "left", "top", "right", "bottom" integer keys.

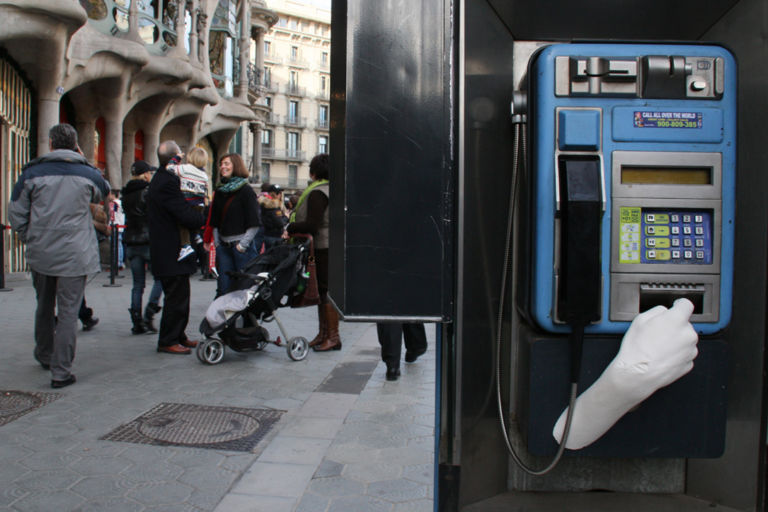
[{"left": 667, "top": 298, "right": 695, "bottom": 323}]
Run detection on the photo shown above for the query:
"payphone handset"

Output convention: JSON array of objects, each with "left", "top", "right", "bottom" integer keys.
[{"left": 528, "top": 43, "right": 736, "bottom": 335}]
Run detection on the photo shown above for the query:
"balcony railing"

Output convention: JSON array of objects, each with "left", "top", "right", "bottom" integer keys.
[
  {"left": 246, "top": 62, "right": 263, "bottom": 96},
  {"left": 265, "top": 112, "right": 280, "bottom": 124},
  {"left": 283, "top": 83, "right": 306, "bottom": 97},
  {"left": 285, "top": 116, "right": 307, "bottom": 129},
  {"left": 264, "top": 80, "right": 279, "bottom": 93},
  {"left": 261, "top": 148, "right": 305, "bottom": 161},
  {"left": 315, "top": 89, "right": 330, "bottom": 100},
  {"left": 316, "top": 119, "right": 330, "bottom": 130},
  {"left": 287, "top": 56, "right": 309, "bottom": 68}
]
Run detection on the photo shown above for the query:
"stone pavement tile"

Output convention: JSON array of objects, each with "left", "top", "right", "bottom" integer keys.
[
  {"left": 306, "top": 475, "right": 365, "bottom": 497},
  {"left": 69, "top": 475, "right": 135, "bottom": 499},
  {"left": 393, "top": 499, "right": 435, "bottom": 512},
  {"left": 12, "top": 489, "right": 85, "bottom": 512},
  {"left": 69, "top": 455, "right": 134, "bottom": 476},
  {"left": 126, "top": 481, "right": 194, "bottom": 506},
  {"left": 0, "top": 487, "right": 27, "bottom": 508},
  {"left": 277, "top": 415, "right": 344, "bottom": 439},
  {"left": 326, "top": 494, "right": 393, "bottom": 512},
  {"left": 343, "top": 461, "right": 403, "bottom": 483},
  {"left": 121, "top": 461, "right": 184, "bottom": 483},
  {"left": 294, "top": 491, "right": 331, "bottom": 512},
  {"left": 402, "top": 463, "right": 434, "bottom": 485},
  {"left": 314, "top": 459, "right": 344, "bottom": 478},
  {"left": 368, "top": 478, "right": 430, "bottom": 503},
  {"left": 230, "top": 462, "right": 315, "bottom": 498},
  {"left": 324, "top": 441, "right": 382, "bottom": 464},
  {"left": 70, "top": 497, "right": 143, "bottom": 512},
  {"left": 258, "top": 435, "right": 332, "bottom": 466},
  {"left": 12, "top": 470, "right": 79, "bottom": 492},
  {"left": 214, "top": 493, "right": 295, "bottom": 512},
  {"left": 297, "top": 392, "right": 359, "bottom": 418}
]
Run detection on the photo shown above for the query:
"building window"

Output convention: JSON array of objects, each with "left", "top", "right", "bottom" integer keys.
[
  {"left": 261, "top": 129, "right": 272, "bottom": 146},
  {"left": 288, "top": 165, "right": 298, "bottom": 187},
  {"left": 261, "top": 162, "right": 271, "bottom": 182},
  {"left": 289, "top": 70, "right": 298, "bottom": 88},
  {"left": 318, "top": 135, "right": 328, "bottom": 154},
  {"left": 290, "top": 46, "right": 298, "bottom": 60},
  {"left": 289, "top": 101, "right": 299, "bottom": 123},
  {"left": 263, "top": 66, "right": 271, "bottom": 87},
  {"left": 318, "top": 104, "right": 328, "bottom": 129},
  {"left": 287, "top": 132, "right": 300, "bottom": 157},
  {"left": 263, "top": 40, "right": 271, "bottom": 55},
  {"left": 278, "top": 18, "right": 287, "bottom": 27},
  {"left": 264, "top": 96, "right": 272, "bottom": 108},
  {"left": 290, "top": 19, "right": 297, "bottom": 30},
  {"left": 320, "top": 75, "right": 327, "bottom": 93},
  {"left": 321, "top": 51, "right": 329, "bottom": 65}
]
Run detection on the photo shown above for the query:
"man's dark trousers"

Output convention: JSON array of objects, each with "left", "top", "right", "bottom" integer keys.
[
  {"left": 158, "top": 275, "right": 191, "bottom": 347},
  {"left": 376, "top": 323, "right": 427, "bottom": 368}
]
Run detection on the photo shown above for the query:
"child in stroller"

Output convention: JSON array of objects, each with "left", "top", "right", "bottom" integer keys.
[{"left": 197, "top": 236, "right": 313, "bottom": 364}]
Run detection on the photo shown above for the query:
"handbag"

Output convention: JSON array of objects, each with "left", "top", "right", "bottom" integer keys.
[{"left": 290, "top": 234, "right": 321, "bottom": 308}]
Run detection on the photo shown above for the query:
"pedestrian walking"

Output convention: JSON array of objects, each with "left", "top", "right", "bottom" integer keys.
[{"left": 8, "top": 123, "right": 110, "bottom": 388}]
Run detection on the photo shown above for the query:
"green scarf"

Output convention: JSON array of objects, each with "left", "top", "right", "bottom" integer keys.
[
  {"left": 290, "top": 179, "right": 329, "bottom": 223},
  {"left": 217, "top": 177, "right": 249, "bottom": 193}
]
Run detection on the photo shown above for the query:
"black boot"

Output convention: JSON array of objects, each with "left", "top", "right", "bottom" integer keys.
[
  {"left": 144, "top": 302, "right": 161, "bottom": 333},
  {"left": 130, "top": 308, "right": 147, "bottom": 334}
]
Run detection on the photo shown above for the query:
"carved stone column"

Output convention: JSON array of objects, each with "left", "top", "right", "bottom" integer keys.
[
  {"left": 249, "top": 121, "right": 263, "bottom": 181},
  {"left": 105, "top": 116, "right": 124, "bottom": 187},
  {"left": 236, "top": 0, "right": 250, "bottom": 100},
  {"left": 188, "top": 1, "right": 199, "bottom": 62}
]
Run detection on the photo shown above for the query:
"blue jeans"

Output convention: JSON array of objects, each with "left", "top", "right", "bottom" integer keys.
[
  {"left": 216, "top": 241, "right": 259, "bottom": 297},
  {"left": 126, "top": 245, "right": 163, "bottom": 312}
]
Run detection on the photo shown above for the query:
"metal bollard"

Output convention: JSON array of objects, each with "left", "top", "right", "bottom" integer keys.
[
  {"left": 0, "top": 224, "right": 12, "bottom": 292},
  {"left": 103, "top": 222, "right": 121, "bottom": 288}
]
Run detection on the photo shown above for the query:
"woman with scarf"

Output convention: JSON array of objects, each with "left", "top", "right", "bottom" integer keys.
[
  {"left": 209, "top": 153, "right": 261, "bottom": 297},
  {"left": 284, "top": 153, "right": 339, "bottom": 352}
]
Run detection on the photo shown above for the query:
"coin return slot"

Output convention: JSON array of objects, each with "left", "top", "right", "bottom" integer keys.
[{"left": 639, "top": 284, "right": 704, "bottom": 314}]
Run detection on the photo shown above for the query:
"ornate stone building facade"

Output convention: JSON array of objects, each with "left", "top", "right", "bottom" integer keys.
[
  {"left": 0, "top": 0, "right": 277, "bottom": 272},
  {"left": 247, "top": 0, "right": 330, "bottom": 193}
]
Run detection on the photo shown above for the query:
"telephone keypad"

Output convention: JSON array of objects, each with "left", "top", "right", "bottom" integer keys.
[{"left": 636, "top": 208, "right": 713, "bottom": 265}]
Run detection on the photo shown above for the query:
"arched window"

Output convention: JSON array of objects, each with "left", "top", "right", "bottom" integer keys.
[{"left": 209, "top": 0, "right": 238, "bottom": 97}]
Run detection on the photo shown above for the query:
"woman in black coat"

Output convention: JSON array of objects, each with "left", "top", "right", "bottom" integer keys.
[{"left": 209, "top": 153, "right": 261, "bottom": 297}]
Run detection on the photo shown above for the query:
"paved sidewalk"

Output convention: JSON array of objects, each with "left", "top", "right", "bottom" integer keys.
[{"left": 0, "top": 271, "right": 436, "bottom": 512}]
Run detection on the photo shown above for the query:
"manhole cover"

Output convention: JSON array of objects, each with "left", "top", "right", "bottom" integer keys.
[
  {"left": 101, "top": 403, "right": 284, "bottom": 452},
  {"left": 0, "top": 391, "right": 61, "bottom": 427}
]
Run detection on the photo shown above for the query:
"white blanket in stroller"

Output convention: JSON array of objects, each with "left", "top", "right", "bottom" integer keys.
[{"left": 205, "top": 287, "right": 258, "bottom": 329}]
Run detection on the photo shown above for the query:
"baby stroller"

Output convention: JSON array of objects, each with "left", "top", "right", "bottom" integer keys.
[{"left": 197, "top": 235, "right": 314, "bottom": 364}]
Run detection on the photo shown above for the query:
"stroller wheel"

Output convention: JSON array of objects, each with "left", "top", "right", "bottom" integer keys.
[
  {"left": 286, "top": 336, "right": 309, "bottom": 361},
  {"left": 197, "top": 338, "right": 225, "bottom": 365}
]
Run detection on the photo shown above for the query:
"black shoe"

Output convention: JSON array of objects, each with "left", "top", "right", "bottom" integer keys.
[
  {"left": 51, "top": 375, "right": 76, "bottom": 388},
  {"left": 39, "top": 362, "right": 50, "bottom": 370},
  {"left": 386, "top": 366, "right": 400, "bottom": 381},
  {"left": 405, "top": 349, "right": 426, "bottom": 363},
  {"left": 82, "top": 317, "right": 99, "bottom": 331}
]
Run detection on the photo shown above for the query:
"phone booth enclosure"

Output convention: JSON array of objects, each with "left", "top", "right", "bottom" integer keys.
[{"left": 328, "top": 0, "right": 454, "bottom": 321}]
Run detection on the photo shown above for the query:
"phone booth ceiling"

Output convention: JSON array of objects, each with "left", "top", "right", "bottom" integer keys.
[{"left": 487, "top": 0, "right": 740, "bottom": 39}]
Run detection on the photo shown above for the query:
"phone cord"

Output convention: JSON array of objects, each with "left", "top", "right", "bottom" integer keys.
[{"left": 494, "top": 120, "right": 579, "bottom": 476}]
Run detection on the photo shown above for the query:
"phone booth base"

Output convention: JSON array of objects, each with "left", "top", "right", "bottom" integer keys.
[{"left": 517, "top": 326, "right": 728, "bottom": 459}]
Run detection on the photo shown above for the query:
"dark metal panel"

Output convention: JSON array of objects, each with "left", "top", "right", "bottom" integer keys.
[
  {"left": 329, "top": 0, "right": 455, "bottom": 320},
  {"left": 487, "top": 0, "right": 740, "bottom": 40}
]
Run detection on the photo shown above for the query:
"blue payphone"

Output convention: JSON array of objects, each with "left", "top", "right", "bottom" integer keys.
[
  {"left": 514, "top": 43, "right": 735, "bottom": 459},
  {"left": 529, "top": 43, "right": 736, "bottom": 336}
]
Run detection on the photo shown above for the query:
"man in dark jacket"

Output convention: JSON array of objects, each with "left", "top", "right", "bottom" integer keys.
[
  {"left": 147, "top": 141, "right": 205, "bottom": 354},
  {"left": 8, "top": 123, "right": 110, "bottom": 388},
  {"left": 122, "top": 160, "right": 163, "bottom": 334}
]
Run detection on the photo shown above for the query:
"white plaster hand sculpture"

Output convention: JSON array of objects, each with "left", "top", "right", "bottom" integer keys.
[{"left": 552, "top": 298, "right": 699, "bottom": 450}]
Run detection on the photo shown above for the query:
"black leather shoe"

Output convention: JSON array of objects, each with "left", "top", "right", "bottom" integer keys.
[
  {"left": 405, "top": 349, "right": 426, "bottom": 363},
  {"left": 82, "top": 317, "right": 99, "bottom": 331},
  {"left": 51, "top": 375, "right": 76, "bottom": 389},
  {"left": 386, "top": 366, "right": 400, "bottom": 381}
]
